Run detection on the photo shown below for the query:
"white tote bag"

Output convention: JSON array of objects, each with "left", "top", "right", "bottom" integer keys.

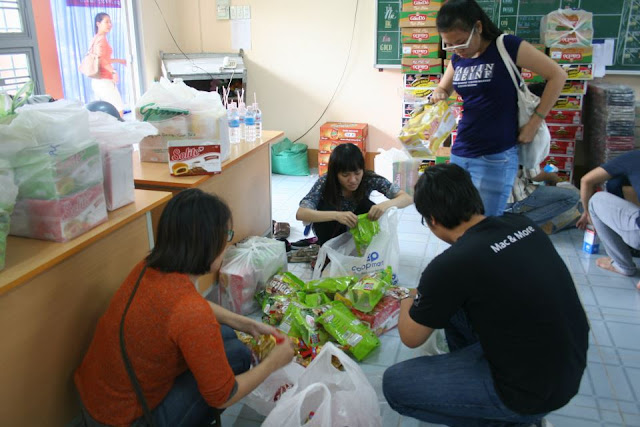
[
  {"left": 312, "top": 207, "right": 399, "bottom": 283},
  {"left": 496, "top": 34, "right": 551, "bottom": 168}
]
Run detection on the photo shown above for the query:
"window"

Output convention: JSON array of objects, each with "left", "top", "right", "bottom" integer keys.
[{"left": 0, "top": 0, "right": 44, "bottom": 95}]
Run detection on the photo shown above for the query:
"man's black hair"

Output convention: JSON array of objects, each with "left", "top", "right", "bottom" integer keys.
[
  {"left": 436, "top": 0, "right": 502, "bottom": 41},
  {"left": 146, "top": 188, "right": 231, "bottom": 275},
  {"left": 414, "top": 163, "right": 484, "bottom": 229}
]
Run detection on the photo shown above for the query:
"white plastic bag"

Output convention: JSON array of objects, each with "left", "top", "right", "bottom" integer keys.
[
  {"left": 271, "top": 342, "right": 382, "bottom": 427},
  {"left": 374, "top": 148, "right": 421, "bottom": 196},
  {"left": 244, "top": 361, "right": 305, "bottom": 416},
  {"left": 135, "top": 77, "right": 230, "bottom": 162},
  {"left": 88, "top": 111, "right": 158, "bottom": 210},
  {"left": 218, "top": 237, "right": 287, "bottom": 314},
  {"left": 262, "top": 382, "right": 333, "bottom": 427},
  {"left": 313, "top": 208, "right": 399, "bottom": 283}
]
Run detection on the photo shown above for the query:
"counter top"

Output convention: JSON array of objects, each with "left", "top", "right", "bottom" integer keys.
[
  {"left": 0, "top": 189, "right": 172, "bottom": 296},
  {"left": 133, "top": 130, "right": 284, "bottom": 188}
]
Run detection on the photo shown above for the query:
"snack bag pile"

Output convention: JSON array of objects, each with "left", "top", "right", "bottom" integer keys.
[
  {"left": 253, "top": 266, "right": 403, "bottom": 364},
  {"left": 350, "top": 213, "right": 380, "bottom": 256},
  {"left": 398, "top": 101, "right": 456, "bottom": 157},
  {"left": 540, "top": 9, "right": 593, "bottom": 48}
]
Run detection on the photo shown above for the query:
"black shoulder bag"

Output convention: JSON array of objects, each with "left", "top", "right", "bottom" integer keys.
[{"left": 119, "top": 265, "right": 156, "bottom": 427}]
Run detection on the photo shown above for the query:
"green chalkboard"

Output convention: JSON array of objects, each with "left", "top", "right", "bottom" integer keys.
[{"left": 374, "top": 0, "right": 640, "bottom": 73}]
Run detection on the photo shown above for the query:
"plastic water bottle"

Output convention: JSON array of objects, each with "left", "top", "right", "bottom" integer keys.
[
  {"left": 238, "top": 103, "right": 246, "bottom": 141},
  {"left": 253, "top": 102, "right": 262, "bottom": 139},
  {"left": 227, "top": 104, "right": 240, "bottom": 144},
  {"left": 245, "top": 105, "right": 256, "bottom": 142}
]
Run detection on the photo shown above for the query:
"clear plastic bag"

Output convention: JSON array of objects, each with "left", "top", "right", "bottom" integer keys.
[
  {"left": 244, "top": 361, "right": 305, "bottom": 416},
  {"left": 218, "top": 237, "right": 288, "bottom": 314},
  {"left": 89, "top": 112, "right": 158, "bottom": 210},
  {"left": 313, "top": 208, "right": 399, "bottom": 283},
  {"left": 270, "top": 342, "right": 382, "bottom": 427},
  {"left": 262, "top": 382, "right": 333, "bottom": 427},
  {"left": 135, "top": 77, "right": 230, "bottom": 161}
]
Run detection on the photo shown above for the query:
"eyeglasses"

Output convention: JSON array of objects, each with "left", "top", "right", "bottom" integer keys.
[
  {"left": 227, "top": 229, "right": 234, "bottom": 242},
  {"left": 441, "top": 26, "right": 476, "bottom": 52}
]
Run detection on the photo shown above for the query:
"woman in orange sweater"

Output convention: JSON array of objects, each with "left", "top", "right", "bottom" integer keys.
[
  {"left": 75, "top": 189, "right": 295, "bottom": 426},
  {"left": 89, "top": 13, "right": 126, "bottom": 116}
]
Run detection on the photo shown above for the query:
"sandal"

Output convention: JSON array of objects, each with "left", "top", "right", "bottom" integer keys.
[
  {"left": 287, "top": 245, "right": 319, "bottom": 263},
  {"left": 272, "top": 220, "right": 291, "bottom": 239},
  {"left": 291, "top": 237, "right": 318, "bottom": 247}
]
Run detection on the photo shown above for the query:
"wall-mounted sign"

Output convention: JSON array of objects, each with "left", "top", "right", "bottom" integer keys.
[{"left": 66, "top": 0, "right": 121, "bottom": 7}]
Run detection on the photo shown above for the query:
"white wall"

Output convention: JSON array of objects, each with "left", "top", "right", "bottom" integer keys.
[{"left": 138, "top": 0, "right": 640, "bottom": 152}]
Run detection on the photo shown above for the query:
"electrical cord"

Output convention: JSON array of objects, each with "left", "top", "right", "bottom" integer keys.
[
  {"left": 292, "top": 0, "right": 359, "bottom": 143},
  {"left": 153, "top": 0, "right": 218, "bottom": 82}
]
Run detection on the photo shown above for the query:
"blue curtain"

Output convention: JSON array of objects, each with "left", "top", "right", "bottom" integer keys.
[{"left": 49, "top": 0, "right": 130, "bottom": 109}]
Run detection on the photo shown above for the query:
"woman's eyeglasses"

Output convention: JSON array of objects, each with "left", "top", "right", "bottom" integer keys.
[
  {"left": 227, "top": 229, "right": 235, "bottom": 242},
  {"left": 441, "top": 26, "right": 476, "bottom": 52}
]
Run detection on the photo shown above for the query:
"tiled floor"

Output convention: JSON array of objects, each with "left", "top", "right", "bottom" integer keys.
[{"left": 222, "top": 171, "right": 640, "bottom": 427}]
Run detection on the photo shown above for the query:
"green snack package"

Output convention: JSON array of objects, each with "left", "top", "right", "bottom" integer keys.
[
  {"left": 260, "top": 294, "right": 294, "bottom": 326},
  {"left": 318, "top": 301, "right": 380, "bottom": 361},
  {"left": 304, "top": 292, "right": 331, "bottom": 307},
  {"left": 277, "top": 301, "right": 327, "bottom": 347},
  {"left": 344, "top": 266, "right": 394, "bottom": 313},
  {"left": 350, "top": 213, "right": 380, "bottom": 256},
  {"left": 304, "top": 276, "right": 357, "bottom": 294},
  {"left": 265, "top": 271, "right": 305, "bottom": 296}
]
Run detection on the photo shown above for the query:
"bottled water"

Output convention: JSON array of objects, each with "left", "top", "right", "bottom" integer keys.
[
  {"left": 238, "top": 103, "right": 246, "bottom": 141},
  {"left": 245, "top": 105, "right": 256, "bottom": 142},
  {"left": 253, "top": 102, "right": 262, "bottom": 139},
  {"left": 227, "top": 104, "right": 240, "bottom": 144}
]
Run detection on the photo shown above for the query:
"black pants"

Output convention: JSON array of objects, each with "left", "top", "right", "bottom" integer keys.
[{"left": 312, "top": 198, "right": 375, "bottom": 246}]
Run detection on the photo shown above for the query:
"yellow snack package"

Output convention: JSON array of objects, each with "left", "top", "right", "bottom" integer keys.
[{"left": 398, "top": 101, "right": 456, "bottom": 156}]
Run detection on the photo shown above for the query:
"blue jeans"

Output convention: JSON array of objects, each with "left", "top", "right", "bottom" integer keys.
[
  {"left": 383, "top": 311, "right": 546, "bottom": 426},
  {"left": 80, "top": 325, "right": 251, "bottom": 427},
  {"left": 451, "top": 147, "right": 519, "bottom": 216},
  {"left": 506, "top": 185, "right": 581, "bottom": 232}
]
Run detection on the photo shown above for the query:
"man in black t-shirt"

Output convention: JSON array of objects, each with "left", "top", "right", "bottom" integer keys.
[{"left": 383, "top": 164, "right": 589, "bottom": 427}]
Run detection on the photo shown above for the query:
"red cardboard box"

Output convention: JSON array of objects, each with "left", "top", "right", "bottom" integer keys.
[
  {"left": 549, "top": 139, "right": 576, "bottom": 156},
  {"left": 318, "top": 163, "right": 328, "bottom": 176},
  {"left": 318, "top": 139, "right": 365, "bottom": 153},
  {"left": 351, "top": 296, "right": 401, "bottom": 336},
  {"left": 546, "top": 110, "right": 582, "bottom": 124},
  {"left": 541, "top": 155, "right": 574, "bottom": 171},
  {"left": 318, "top": 150, "right": 331, "bottom": 165},
  {"left": 548, "top": 124, "right": 583, "bottom": 140},
  {"left": 552, "top": 95, "right": 583, "bottom": 111},
  {"left": 320, "top": 122, "right": 368, "bottom": 142}
]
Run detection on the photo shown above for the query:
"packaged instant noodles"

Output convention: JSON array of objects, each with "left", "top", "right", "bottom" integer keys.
[
  {"left": 350, "top": 213, "right": 380, "bottom": 256},
  {"left": 258, "top": 293, "right": 294, "bottom": 325},
  {"left": 236, "top": 332, "right": 277, "bottom": 365},
  {"left": 318, "top": 301, "right": 380, "bottom": 361},
  {"left": 264, "top": 271, "right": 304, "bottom": 296},
  {"left": 342, "top": 266, "right": 394, "bottom": 313},
  {"left": 303, "top": 276, "right": 356, "bottom": 294}
]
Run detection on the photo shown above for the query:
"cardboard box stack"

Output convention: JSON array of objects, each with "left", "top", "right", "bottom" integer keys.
[
  {"left": 539, "top": 8, "right": 594, "bottom": 183},
  {"left": 400, "top": 0, "right": 453, "bottom": 178},
  {"left": 318, "top": 122, "right": 368, "bottom": 176},
  {"left": 401, "top": 0, "right": 445, "bottom": 129}
]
